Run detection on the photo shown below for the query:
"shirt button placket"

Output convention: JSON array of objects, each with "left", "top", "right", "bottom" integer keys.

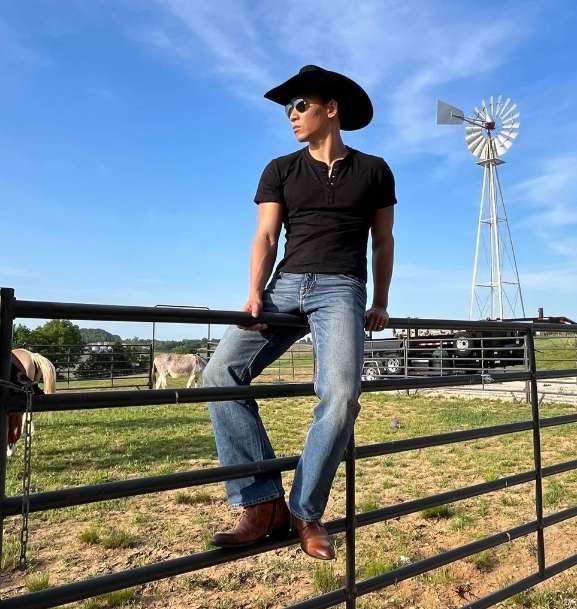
[{"left": 329, "top": 169, "right": 336, "bottom": 203}]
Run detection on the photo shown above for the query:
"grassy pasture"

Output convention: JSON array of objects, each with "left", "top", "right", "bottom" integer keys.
[
  {"left": 2, "top": 373, "right": 577, "bottom": 608},
  {"left": 535, "top": 335, "right": 577, "bottom": 371}
]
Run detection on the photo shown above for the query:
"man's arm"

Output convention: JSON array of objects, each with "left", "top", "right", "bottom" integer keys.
[
  {"left": 365, "top": 206, "right": 394, "bottom": 331},
  {"left": 250, "top": 202, "right": 283, "bottom": 295},
  {"left": 239, "top": 202, "right": 283, "bottom": 331},
  {"left": 371, "top": 206, "right": 394, "bottom": 307}
]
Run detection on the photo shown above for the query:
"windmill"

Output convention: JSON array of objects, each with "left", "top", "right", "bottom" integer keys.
[{"left": 437, "top": 96, "right": 525, "bottom": 320}]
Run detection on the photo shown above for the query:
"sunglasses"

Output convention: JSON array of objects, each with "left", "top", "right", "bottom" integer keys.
[{"left": 285, "top": 97, "right": 311, "bottom": 118}]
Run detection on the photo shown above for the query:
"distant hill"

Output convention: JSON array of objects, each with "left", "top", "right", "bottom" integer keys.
[
  {"left": 80, "top": 328, "right": 122, "bottom": 343},
  {"left": 78, "top": 329, "right": 215, "bottom": 353}
]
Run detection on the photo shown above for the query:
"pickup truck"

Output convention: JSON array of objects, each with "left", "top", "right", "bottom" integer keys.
[{"left": 362, "top": 315, "right": 576, "bottom": 379}]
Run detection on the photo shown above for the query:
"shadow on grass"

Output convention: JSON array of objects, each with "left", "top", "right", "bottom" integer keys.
[{"left": 5, "top": 408, "right": 219, "bottom": 493}]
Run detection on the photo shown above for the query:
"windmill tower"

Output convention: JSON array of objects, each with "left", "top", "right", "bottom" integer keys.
[{"left": 437, "top": 96, "right": 525, "bottom": 320}]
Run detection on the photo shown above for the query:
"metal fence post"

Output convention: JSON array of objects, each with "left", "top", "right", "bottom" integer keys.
[
  {"left": 524, "top": 333, "right": 530, "bottom": 404},
  {"left": 403, "top": 334, "right": 408, "bottom": 379},
  {"left": 0, "top": 287, "right": 16, "bottom": 562},
  {"left": 148, "top": 343, "right": 154, "bottom": 389},
  {"left": 526, "top": 326, "right": 546, "bottom": 576},
  {"left": 110, "top": 349, "right": 114, "bottom": 388},
  {"left": 574, "top": 333, "right": 577, "bottom": 395},
  {"left": 67, "top": 346, "right": 71, "bottom": 390},
  {"left": 345, "top": 431, "right": 357, "bottom": 609}
]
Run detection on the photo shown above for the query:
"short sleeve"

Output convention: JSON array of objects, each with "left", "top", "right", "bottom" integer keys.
[
  {"left": 373, "top": 159, "right": 397, "bottom": 209},
  {"left": 254, "top": 159, "right": 285, "bottom": 205}
]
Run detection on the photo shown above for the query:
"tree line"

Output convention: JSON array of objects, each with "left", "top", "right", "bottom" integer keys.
[{"left": 13, "top": 320, "right": 215, "bottom": 369}]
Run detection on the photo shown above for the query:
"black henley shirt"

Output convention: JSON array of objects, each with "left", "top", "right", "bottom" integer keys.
[{"left": 254, "top": 146, "right": 396, "bottom": 282}]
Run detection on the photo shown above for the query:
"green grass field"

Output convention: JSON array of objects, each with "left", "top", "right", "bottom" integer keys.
[
  {"left": 535, "top": 335, "right": 577, "bottom": 370},
  {"left": 3, "top": 370, "right": 577, "bottom": 608}
]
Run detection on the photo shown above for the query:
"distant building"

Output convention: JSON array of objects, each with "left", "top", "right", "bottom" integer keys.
[{"left": 88, "top": 342, "right": 114, "bottom": 353}]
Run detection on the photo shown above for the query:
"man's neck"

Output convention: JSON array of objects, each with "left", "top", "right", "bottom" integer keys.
[{"left": 307, "top": 131, "right": 348, "bottom": 168}]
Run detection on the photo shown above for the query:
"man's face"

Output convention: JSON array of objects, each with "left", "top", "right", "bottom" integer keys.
[{"left": 286, "top": 93, "right": 337, "bottom": 142}]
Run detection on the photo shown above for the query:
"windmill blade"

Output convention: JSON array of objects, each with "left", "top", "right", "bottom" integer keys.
[
  {"left": 478, "top": 140, "right": 490, "bottom": 160},
  {"left": 496, "top": 131, "right": 518, "bottom": 144},
  {"left": 481, "top": 99, "right": 488, "bottom": 118},
  {"left": 497, "top": 129, "right": 519, "bottom": 141},
  {"left": 468, "top": 137, "right": 487, "bottom": 156},
  {"left": 469, "top": 133, "right": 489, "bottom": 158},
  {"left": 501, "top": 110, "right": 520, "bottom": 123},
  {"left": 499, "top": 102, "right": 518, "bottom": 121},
  {"left": 502, "top": 121, "right": 520, "bottom": 132},
  {"left": 499, "top": 97, "right": 512, "bottom": 116},
  {"left": 495, "top": 138, "right": 510, "bottom": 155},
  {"left": 496, "top": 129, "right": 519, "bottom": 155},
  {"left": 501, "top": 123, "right": 520, "bottom": 135},
  {"left": 495, "top": 95, "right": 503, "bottom": 115},
  {"left": 465, "top": 129, "right": 485, "bottom": 149},
  {"left": 501, "top": 115, "right": 520, "bottom": 129},
  {"left": 465, "top": 127, "right": 487, "bottom": 154}
]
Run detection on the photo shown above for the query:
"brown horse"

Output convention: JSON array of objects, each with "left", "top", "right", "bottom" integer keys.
[{"left": 7, "top": 349, "right": 56, "bottom": 456}]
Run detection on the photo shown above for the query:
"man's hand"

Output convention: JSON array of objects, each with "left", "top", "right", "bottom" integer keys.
[
  {"left": 365, "top": 305, "right": 389, "bottom": 332},
  {"left": 237, "top": 294, "right": 268, "bottom": 331}
]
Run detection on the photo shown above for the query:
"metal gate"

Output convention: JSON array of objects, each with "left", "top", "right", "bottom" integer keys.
[{"left": 2, "top": 287, "right": 577, "bottom": 608}]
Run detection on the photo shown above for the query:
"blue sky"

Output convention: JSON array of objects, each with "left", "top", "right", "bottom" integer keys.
[{"left": 1, "top": 0, "right": 577, "bottom": 340}]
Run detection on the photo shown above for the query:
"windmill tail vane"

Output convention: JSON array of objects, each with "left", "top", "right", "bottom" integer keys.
[{"left": 437, "top": 96, "right": 525, "bottom": 320}]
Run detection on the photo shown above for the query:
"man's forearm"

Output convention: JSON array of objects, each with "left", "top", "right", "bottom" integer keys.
[
  {"left": 250, "top": 234, "right": 278, "bottom": 295},
  {"left": 372, "top": 238, "right": 394, "bottom": 308}
]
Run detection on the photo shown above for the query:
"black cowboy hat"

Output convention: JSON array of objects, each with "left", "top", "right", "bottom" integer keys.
[{"left": 264, "top": 65, "right": 373, "bottom": 131}]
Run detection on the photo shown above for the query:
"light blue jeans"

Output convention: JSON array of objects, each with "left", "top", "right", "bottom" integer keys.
[{"left": 203, "top": 271, "right": 367, "bottom": 521}]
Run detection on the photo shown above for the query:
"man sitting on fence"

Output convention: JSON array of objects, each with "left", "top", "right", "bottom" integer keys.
[{"left": 203, "top": 65, "right": 396, "bottom": 560}]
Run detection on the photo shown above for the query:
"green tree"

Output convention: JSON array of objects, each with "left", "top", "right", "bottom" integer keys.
[
  {"left": 34, "top": 320, "right": 82, "bottom": 346},
  {"left": 13, "top": 324, "right": 33, "bottom": 346},
  {"left": 13, "top": 320, "right": 83, "bottom": 370}
]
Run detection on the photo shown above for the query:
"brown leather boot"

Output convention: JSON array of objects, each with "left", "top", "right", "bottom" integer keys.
[
  {"left": 291, "top": 515, "right": 335, "bottom": 560},
  {"left": 211, "top": 496, "right": 290, "bottom": 547}
]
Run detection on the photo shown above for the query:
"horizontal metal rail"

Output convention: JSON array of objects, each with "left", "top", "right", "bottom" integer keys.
[
  {"left": 5, "top": 370, "right": 543, "bottom": 412},
  {"left": 10, "top": 368, "right": 577, "bottom": 413},
  {"left": 15, "top": 298, "right": 552, "bottom": 331}
]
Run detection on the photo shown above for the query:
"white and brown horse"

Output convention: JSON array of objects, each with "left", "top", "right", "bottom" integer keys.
[
  {"left": 151, "top": 353, "right": 207, "bottom": 389},
  {"left": 7, "top": 349, "right": 56, "bottom": 456}
]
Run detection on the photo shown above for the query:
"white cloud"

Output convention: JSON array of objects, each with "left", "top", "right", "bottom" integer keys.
[
  {"left": 521, "top": 267, "right": 577, "bottom": 292},
  {"left": 515, "top": 155, "right": 577, "bottom": 225},
  {"left": 549, "top": 237, "right": 577, "bottom": 258},
  {"left": 513, "top": 155, "right": 577, "bottom": 262},
  {"left": 137, "top": 0, "right": 273, "bottom": 101}
]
